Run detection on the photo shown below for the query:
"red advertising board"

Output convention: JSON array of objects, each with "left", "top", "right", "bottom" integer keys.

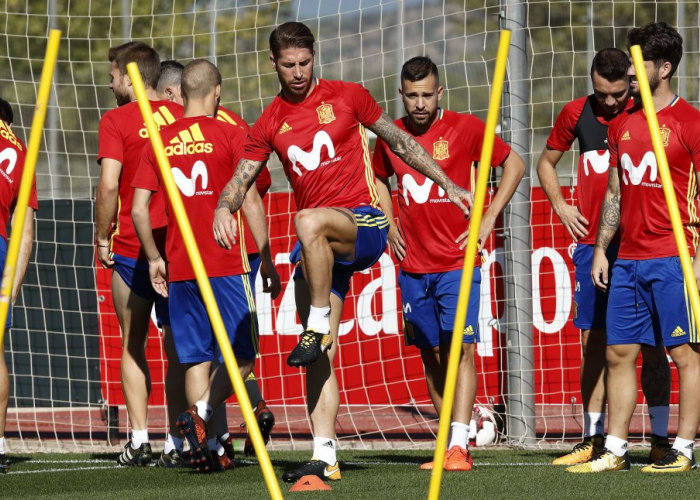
[{"left": 97, "top": 188, "right": 679, "bottom": 415}]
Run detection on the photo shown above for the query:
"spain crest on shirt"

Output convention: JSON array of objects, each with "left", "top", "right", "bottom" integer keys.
[
  {"left": 659, "top": 125, "right": 671, "bottom": 147},
  {"left": 316, "top": 102, "right": 336, "bottom": 124},
  {"left": 433, "top": 138, "right": 450, "bottom": 160}
]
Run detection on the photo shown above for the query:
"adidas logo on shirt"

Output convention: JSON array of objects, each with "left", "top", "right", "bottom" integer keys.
[
  {"left": 216, "top": 109, "right": 239, "bottom": 126},
  {"left": 621, "top": 131, "right": 631, "bottom": 141},
  {"left": 671, "top": 326, "right": 687, "bottom": 338},
  {"left": 164, "top": 123, "right": 214, "bottom": 156},
  {"left": 278, "top": 122, "right": 292, "bottom": 134},
  {"left": 139, "top": 105, "right": 178, "bottom": 138}
]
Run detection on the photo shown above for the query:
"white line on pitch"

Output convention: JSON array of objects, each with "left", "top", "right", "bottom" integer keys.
[
  {"left": 8, "top": 465, "right": 122, "bottom": 475},
  {"left": 25, "top": 459, "right": 114, "bottom": 464}
]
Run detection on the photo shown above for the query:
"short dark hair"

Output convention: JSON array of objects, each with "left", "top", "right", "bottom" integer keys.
[
  {"left": 401, "top": 56, "right": 440, "bottom": 85},
  {"left": 269, "top": 22, "right": 315, "bottom": 59},
  {"left": 627, "top": 22, "right": 683, "bottom": 77},
  {"left": 590, "top": 48, "right": 630, "bottom": 82},
  {"left": 108, "top": 41, "right": 161, "bottom": 89},
  {"left": 181, "top": 59, "right": 222, "bottom": 100},
  {"left": 157, "top": 60, "right": 184, "bottom": 94},
  {"left": 0, "top": 98, "right": 13, "bottom": 125}
]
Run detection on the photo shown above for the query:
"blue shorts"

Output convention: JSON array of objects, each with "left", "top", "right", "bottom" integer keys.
[
  {"left": 607, "top": 257, "right": 697, "bottom": 347},
  {"left": 572, "top": 243, "right": 618, "bottom": 330},
  {"left": 399, "top": 268, "right": 481, "bottom": 350},
  {"left": 111, "top": 253, "right": 169, "bottom": 326},
  {"left": 0, "top": 237, "right": 11, "bottom": 329},
  {"left": 169, "top": 274, "right": 258, "bottom": 363},
  {"left": 248, "top": 252, "right": 261, "bottom": 285},
  {"left": 290, "top": 206, "right": 389, "bottom": 300}
]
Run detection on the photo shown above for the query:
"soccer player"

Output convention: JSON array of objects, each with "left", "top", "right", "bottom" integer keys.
[
  {"left": 373, "top": 56, "right": 524, "bottom": 470},
  {"left": 132, "top": 59, "right": 280, "bottom": 473},
  {"left": 95, "top": 41, "right": 185, "bottom": 467},
  {"left": 0, "top": 98, "right": 37, "bottom": 474},
  {"left": 155, "top": 61, "right": 277, "bottom": 459},
  {"left": 157, "top": 60, "right": 184, "bottom": 104},
  {"left": 569, "top": 22, "right": 700, "bottom": 474},
  {"left": 536, "top": 48, "right": 671, "bottom": 466},
  {"left": 213, "top": 22, "right": 473, "bottom": 483}
]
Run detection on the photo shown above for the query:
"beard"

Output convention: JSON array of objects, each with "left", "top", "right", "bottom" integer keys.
[
  {"left": 113, "top": 89, "right": 131, "bottom": 107},
  {"left": 631, "top": 70, "right": 661, "bottom": 97}
]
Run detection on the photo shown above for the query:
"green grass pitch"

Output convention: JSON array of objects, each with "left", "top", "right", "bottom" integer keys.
[{"left": 3, "top": 449, "right": 700, "bottom": 499}]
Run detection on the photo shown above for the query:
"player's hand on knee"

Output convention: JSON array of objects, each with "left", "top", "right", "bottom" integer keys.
[
  {"left": 388, "top": 224, "right": 406, "bottom": 261},
  {"left": 590, "top": 251, "right": 609, "bottom": 292},
  {"left": 260, "top": 259, "right": 282, "bottom": 299},
  {"left": 149, "top": 256, "right": 169, "bottom": 297},
  {"left": 213, "top": 208, "right": 237, "bottom": 250}
]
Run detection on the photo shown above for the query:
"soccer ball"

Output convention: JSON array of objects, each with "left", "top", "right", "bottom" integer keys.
[{"left": 468, "top": 405, "right": 498, "bottom": 447}]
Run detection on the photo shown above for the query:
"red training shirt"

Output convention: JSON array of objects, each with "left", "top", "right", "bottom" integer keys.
[
  {"left": 134, "top": 116, "right": 249, "bottom": 281},
  {"left": 244, "top": 79, "right": 383, "bottom": 210},
  {"left": 547, "top": 96, "right": 632, "bottom": 245},
  {"left": 608, "top": 97, "right": 700, "bottom": 259},
  {"left": 0, "top": 120, "right": 38, "bottom": 240},
  {"left": 97, "top": 100, "right": 183, "bottom": 259},
  {"left": 372, "top": 109, "right": 511, "bottom": 273}
]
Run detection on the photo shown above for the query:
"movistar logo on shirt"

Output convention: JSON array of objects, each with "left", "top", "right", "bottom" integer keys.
[
  {"left": 621, "top": 151, "right": 658, "bottom": 187},
  {"left": 138, "top": 105, "right": 178, "bottom": 138},
  {"left": 172, "top": 159, "right": 210, "bottom": 197},
  {"left": 164, "top": 123, "right": 214, "bottom": 156},
  {"left": 401, "top": 173, "right": 447, "bottom": 205},
  {"left": 582, "top": 150, "right": 609, "bottom": 176},
  {"left": 288, "top": 130, "right": 338, "bottom": 176}
]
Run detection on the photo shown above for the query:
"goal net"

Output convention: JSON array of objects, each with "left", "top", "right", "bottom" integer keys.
[{"left": 0, "top": 0, "right": 697, "bottom": 452}]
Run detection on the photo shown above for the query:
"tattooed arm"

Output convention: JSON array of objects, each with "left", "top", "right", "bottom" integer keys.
[
  {"left": 591, "top": 166, "right": 621, "bottom": 291},
  {"left": 213, "top": 158, "right": 265, "bottom": 249},
  {"left": 368, "top": 112, "right": 472, "bottom": 215}
]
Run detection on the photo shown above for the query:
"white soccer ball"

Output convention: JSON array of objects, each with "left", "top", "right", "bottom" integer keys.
[{"left": 469, "top": 405, "right": 498, "bottom": 447}]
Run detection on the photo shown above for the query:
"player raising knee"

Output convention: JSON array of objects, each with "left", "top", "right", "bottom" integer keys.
[
  {"left": 537, "top": 48, "right": 671, "bottom": 466},
  {"left": 213, "top": 22, "right": 472, "bottom": 483},
  {"left": 373, "top": 56, "right": 524, "bottom": 471},
  {"left": 132, "top": 59, "right": 280, "bottom": 473}
]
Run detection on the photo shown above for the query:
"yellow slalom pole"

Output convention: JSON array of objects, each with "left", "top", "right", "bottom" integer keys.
[
  {"left": 428, "top": 29, "right": 511, "bottom": 500},
  {"left": 630, "top": 45, "right": 700, "bottom": 332},
  {"left": 0, "top": 29, "right": 61, "bottom": 342},
  {"left": 126, "top": 63, "right": 282, "bottom": 500}
]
